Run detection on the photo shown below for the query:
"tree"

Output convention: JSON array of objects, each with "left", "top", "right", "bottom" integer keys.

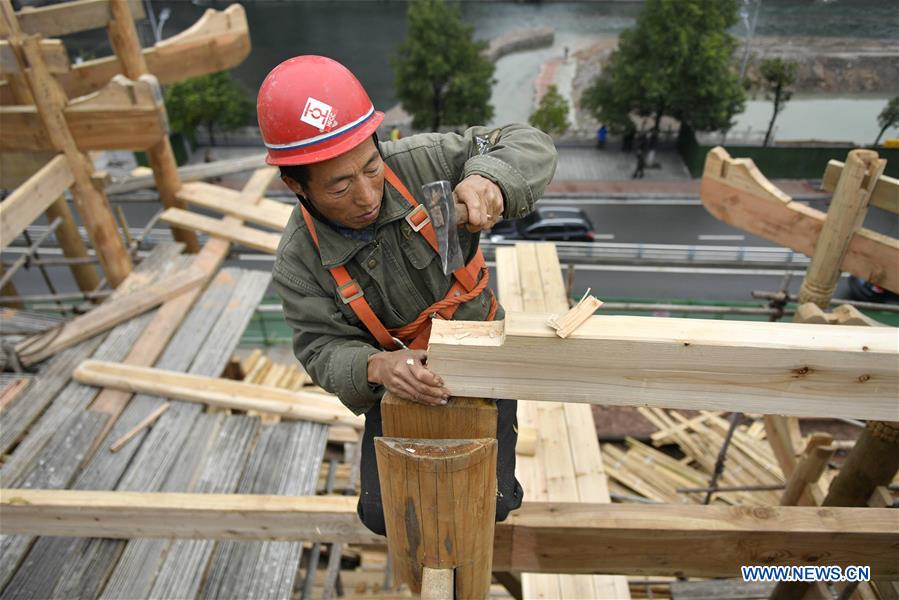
[
  {"left": 873, "top": 95, "right": 899, "bottom": 146},
  {"left": 529, "top": 85, "right": 570, "bottom": 136},
  {"left": 581, "top": 0, "right": 746, "bottom": 138},
  {"left": 164, "top": 71, "right": 253, "bottom": 146},
  {"left": 393, "top": 0, "right": 494, "bottom": 131},
  {"left": 754, "top": 57, "right": 798, "bottom": 147}
]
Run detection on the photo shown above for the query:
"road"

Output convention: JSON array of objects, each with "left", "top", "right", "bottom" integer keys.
[{"left": 6, "top": 194, "right": 896, "bottom": 305}]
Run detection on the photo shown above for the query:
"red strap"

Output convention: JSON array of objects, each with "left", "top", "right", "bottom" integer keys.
[
  {"left": 300, "top": 206, "right": 399, "bottom": 350},
  {"left": 299, "top": 167, "right": 492, "bottom": 350},
  {"left": 383, "top": 165, "right": 479, "bottom": 291}
]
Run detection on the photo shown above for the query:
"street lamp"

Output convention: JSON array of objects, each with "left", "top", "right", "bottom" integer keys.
[{"left": 155, "top": 7, "right": 171, "bottom": 42}]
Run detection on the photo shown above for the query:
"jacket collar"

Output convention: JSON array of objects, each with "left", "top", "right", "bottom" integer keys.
[{"left": 303, "top": 181, "right": 412, "bottom": 269}]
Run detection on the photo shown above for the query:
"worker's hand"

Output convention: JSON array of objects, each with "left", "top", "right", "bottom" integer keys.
[
  {"left": 454, "top": 175, "right": 504, "bottom": 233},
  {"left": 367, "top": 349, "right": 450, "bottom": 406}
]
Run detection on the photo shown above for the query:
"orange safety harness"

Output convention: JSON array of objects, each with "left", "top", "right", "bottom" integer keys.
[{"left": 300, "top": 164, "right": 497, "bottom": 351}]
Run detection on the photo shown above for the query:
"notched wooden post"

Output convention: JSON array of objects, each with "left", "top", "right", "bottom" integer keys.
[
  {"left": 375, "top": 437, "right": 497, "bottom": 600},
  {"left": 376, "top": 392, "right": 498, "bottom": 599}
]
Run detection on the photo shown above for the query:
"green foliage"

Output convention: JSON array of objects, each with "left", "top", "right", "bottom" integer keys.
[
  {"left": 874, "top": 95, "right": 899, "bottom": 146},
  {"left": 393, "top": 0, "right": 495, "bottom": 131},
  {"left": 580, "top": 0, "right": 746, "bottom": 136},
  {"left": 164, "top": 71, "right": 253, "bottom": 146},
  {"left": 529, "top": 85, "right": 570, "bottom": 136},
  {"left": 754, "top": 57, "right": 798, "bottom": 146}
]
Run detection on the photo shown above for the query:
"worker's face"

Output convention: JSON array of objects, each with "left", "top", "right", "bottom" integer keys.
[{"left": 283, "top": 138, "right": 385, "bottom": 229}]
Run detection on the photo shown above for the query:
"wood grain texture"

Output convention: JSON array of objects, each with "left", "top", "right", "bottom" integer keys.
[
  {"left": 381, "top": 392, "right": 496, "bottom": 439},
  {"left": 176, "top": 180, "right": 292, "bottom": 230},
  {"left": 0, "top": 154, "right": 72, "bottom": 249},
  {"left": 3, "top": 490, "right": 897, "bottom": 578},
  {"left": 428, "top": 313, "right": 899, "bottom": 421},
  {"left": 822, "top": 159, "right": 899, "bottom": 215},
  {"left": 160, "top": 208, "right": 281, "bottom": 253},
  {"left": 14, "top": 0, "right": 144, "bottom": 37},
  {"left": 75, "top": 359, "right": 363, "bottom": 428},
  {"left": 700, "top": 146, "right": 899, "bottom": 293},
  {"left": 376, "top": 438, "right": 497, "bottom": 598}
]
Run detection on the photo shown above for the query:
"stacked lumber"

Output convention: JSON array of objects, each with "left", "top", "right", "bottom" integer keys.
[{"left": 601, "top": 409, "right": 828, "bottom": 507}]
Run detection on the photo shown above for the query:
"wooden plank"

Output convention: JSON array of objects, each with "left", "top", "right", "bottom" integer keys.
[
  {"left": 0, "top": 39, "right": 69, "bottom": 74},
  {"left": 3, "top": 490, "right": 897, "bottom": 578},
  {"left": 106, "top": 153, "right": 267, "bottom": 195},
  {"left": 494, "top": 246, "right": 524, "bottom": 312},
  {"left": 700, "top": 146, "right": 899, "bottom": 293},
  {"left": 201, "top": 420, "right": 328, "bottom": 599},
  {"left": 15, "top": 264, "right": 206, "bottom": 366},
  {"left": 0, "top": 74, "right": 167, "bottom": 151},
  {"left": 52, "top": 4, "right": 249, "bottom": 100},
  {"left": 160, "top": 207, "right": 281, "bottom": 253},
  {"left": 0, "top": 154, "right": 72, "bottom": 250},
  {"left": 427, "top": 313, "right": 899, "bottom": 421},
  {"left": 15, "top": 0, "right": 145, "bottom": 37},
  {"left": 75, "top": 359, "right": 364, "bottom": 428},
  {"left": 822, "top": 159, "right": 899, "bottom": 215},
  {"left": 176, "top": 180, "right": 293, "bottom": 230}
]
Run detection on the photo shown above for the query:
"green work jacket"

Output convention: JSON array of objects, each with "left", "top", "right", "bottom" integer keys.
[{"left": 272, "top": 123, "right": 558, "bottom": 415}]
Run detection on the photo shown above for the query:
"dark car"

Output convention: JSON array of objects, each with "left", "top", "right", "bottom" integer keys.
[
  {"left": 488, "top": 206, "right": 596, "bottom": 242},
  {"left": 847, "top": 276, "right": 899, "bottom": 304}
]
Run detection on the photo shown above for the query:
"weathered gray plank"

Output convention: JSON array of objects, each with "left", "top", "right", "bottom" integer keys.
[
  {"left": 94, "top": 269, "right": 270, "bottom": 599},
  {"left": 147, "top": 416, "right": 260, "bottom": 600},
  {"left": 0, "top": 245, "right": 185, "bottom": 594},
  {"left": 671, "top": 579, "right": 776, "bottom": 599},
  {"left": 90, "top": 413, "right": 223, "bottom": 600},
  {"left": 201, "top": 420, "right": 328, "bottom": 600}
]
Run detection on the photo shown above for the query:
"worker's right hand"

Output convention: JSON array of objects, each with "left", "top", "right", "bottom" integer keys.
[{"left": 367, "top": 349, "right": 450, "bottom": 406}]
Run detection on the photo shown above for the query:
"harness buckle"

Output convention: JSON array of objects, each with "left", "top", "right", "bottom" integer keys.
[
  {"left": 337, "top": 280, "right": 364, "bottom": 304},
  {"left": 404, "top": 204, "right": 431, "bottom": 232}
]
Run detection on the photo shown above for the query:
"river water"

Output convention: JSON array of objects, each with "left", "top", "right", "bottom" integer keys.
[{"left": 67, "top": 0, "right": 899, "bottom": 143}]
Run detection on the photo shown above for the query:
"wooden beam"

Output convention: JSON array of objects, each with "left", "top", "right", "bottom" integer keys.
[
  {"left": 822, "top": 159, "right": 899, "bottom": 215},
  {"left": 14, "top": 265, "right": 205, "bottom": 366},
  {"left": 0, "top": 73, "right": 167, "bottom": 151},
  {"left": 699, "top": 146, "right": 899, "bottom": 294},
  {"left": 2, "top": 21, "right": 132, "bottom": 285},
  {"left": 3, "top": 490, "right": 897, "bottom": 578},
  {"left": 160, "top": 208, "right": 281, "bottom": 253},
  {"left": 14, "top": 0, "right": 145, "bottom": 38},
  {"left": 49, "top": 4, "right": 250, "bottom": 101},
  {"left": 779, "top": 433, "right": 834, "bottom": 507},
  {"left": 106, "top": 153, "right": 268, "bottom": 194},
  {"left": 0, "top": 39, "right": 69, "bottom": 74},
  {"left": 176, "top": 181, "right": 292, "bottom": 230},
  {"left": 426, "top": 313, "right": 899, "bottom": 421},
  {"left": 74, "top": 359, "right": 364, "bottom": 429},
  {"left": 0, "top": 154, "right": 72, "bottom": 249}
]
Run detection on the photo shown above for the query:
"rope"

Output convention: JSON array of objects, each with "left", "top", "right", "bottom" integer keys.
[{"left": 390, "top": 268, "right": 491, "bottom": 341}]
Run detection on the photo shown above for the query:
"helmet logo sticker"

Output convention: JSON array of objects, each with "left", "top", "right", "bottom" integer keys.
[{"left": 301, "top": 97, "right": 338, "bottom": 132}]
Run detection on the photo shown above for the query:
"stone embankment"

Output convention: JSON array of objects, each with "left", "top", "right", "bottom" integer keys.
[{"left": 482, "top": 27, "right": 554, "bottom": 62}]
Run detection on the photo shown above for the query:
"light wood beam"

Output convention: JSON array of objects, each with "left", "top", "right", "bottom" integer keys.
[
  {"left": 176, "top": 181, "right": 293, "bottom": 230},
  {"left": 427, "top": 313, "right": 899, "bottom": 421},
  {"left": 822, "top": 159, "right": 899, "bottom": 215},
  {"left": 2, "top": 489, "right": 897, "bottom": 578},
  {"left": 0, "top": 154, "right": 72, "bottom": 249},
  {"left": 0, "top": 38, "right": 69, "bottom": 74},
  {"left": 160, "top": 208, "right": 281, "bottom": 253},
  {"left": 14, "top": 0, "right": 144, "bottom": 37},
  {"left": 75, "top": 359, "right": 364, "bottom": 429},
  {"left": 699, "top": 146, "right": 898, "bottom": 293}
]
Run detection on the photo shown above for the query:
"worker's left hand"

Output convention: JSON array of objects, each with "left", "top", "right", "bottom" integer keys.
[{"left": 454, "top": 175, "right": 503, "bottom": 233}]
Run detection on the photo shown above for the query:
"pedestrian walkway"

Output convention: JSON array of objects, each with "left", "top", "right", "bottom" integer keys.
[{"left": 553, "top": 145, "right": 691, "bottom": 181}]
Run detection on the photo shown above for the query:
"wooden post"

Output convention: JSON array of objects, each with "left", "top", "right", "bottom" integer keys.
[
  {"left": 375, "top": 437, "right": 497, "bottom": 599},
  {"left": 0, "top": 6, "right": 100, "bottom": 290},
  {"left": 16, "top": 34, "right": 133, "bottom": 287},
  {"left": 770, "top": 149, "right": 896, "bottom": 600},
  {"left": 779, "top": 433, "right": 834, "bottom": 507},
  {"left": 106, "top": 0, "right": 199, "bottom": 252},
  {"left": 0, "top": 0, "right": 134, "bottom": 289},
  {"left": 798, "top": 149, "right": 885, "bottom": 309},
  {"left": 377, "top": 393, "right": 498, "bottom": 599}
]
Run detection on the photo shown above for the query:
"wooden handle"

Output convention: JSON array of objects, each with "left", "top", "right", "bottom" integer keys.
[{"left": 454, "top": 202, "right": 468, "bottom": 226}]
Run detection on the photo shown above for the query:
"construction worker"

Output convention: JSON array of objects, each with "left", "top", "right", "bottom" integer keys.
[{"left": 259, "top": 56, "right": 557, "bottom": 536}]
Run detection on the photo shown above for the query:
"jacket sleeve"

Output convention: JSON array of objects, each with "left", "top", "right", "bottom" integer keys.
[
  {"left": 272, "top": 259, "right": 382, "bottom": 416},
  {"left": 440, "top": 123, "right": 558, "bottom": 220}
]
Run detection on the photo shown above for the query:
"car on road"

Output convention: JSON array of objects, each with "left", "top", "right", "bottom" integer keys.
[
  {"left": 847, "top": 276, "right": 899, "bottom": 304},
  {"left": 487, "top": 206, "right": 596, "bottom": 242}
]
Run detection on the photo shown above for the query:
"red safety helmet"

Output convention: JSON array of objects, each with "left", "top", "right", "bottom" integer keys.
[{"left": 257, "top": 55, "right": 384, "bottom": 166}]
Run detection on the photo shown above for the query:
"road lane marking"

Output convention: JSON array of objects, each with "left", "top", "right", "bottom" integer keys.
[{"left": 698, "top": 234, "right": 745, "bottom": 241}]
